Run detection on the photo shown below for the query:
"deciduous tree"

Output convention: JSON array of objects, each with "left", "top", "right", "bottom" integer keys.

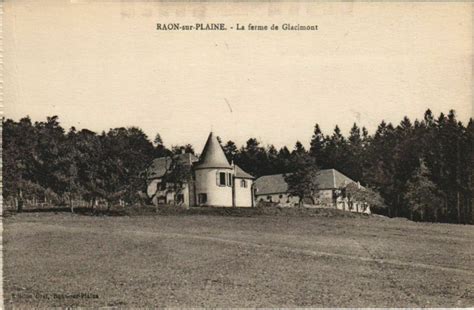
[{"left": 284, "top": 153, "right": 319, "bottom": 207}]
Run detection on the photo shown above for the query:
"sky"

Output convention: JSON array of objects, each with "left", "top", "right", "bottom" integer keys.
[{"left": 4, "top": 1, "right": 473, "bottom": 152}]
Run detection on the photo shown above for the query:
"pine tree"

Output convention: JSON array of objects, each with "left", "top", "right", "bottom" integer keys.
[
  {"left": 347, "top": 123, "right": 364, "bottom": 182},
  {"left": 152, "top": 133, "right": 170, "bottom": 158},
  {"left": 153, "top": 133, "right": 163, "bottom": 146},
  {"left": 266, "top": 145, "right": 279, "bottom": 175},
  {"left": 292, "top": 141, "right": 306, "bottom": 156},
  {"left": 309, "top": 123, "right": 327, "bottom": 167},
  {"left": 465, "top": 119, "right": 474, "bottom": 223},
  {"left": 171, "top": 144, "right": 195, "bottom": 155},
  {"left": 324, "top": 125, "right": 350, "bottom": 176},
  {"left": 222, "top": 140, "right": 238, "bottom": 162},
  {"left": 403, "top": 159, "right": 444, "bottom": 221},
  {"left": 393, "top": 116, "right": 421, "bottom": 218},
  {"left": 276, "top": 146, "right": 292, "bottom": 173},
  {"left": 234, "top": 138, "right": 268, "bottom": 177},
  {"left": 364, "top": 121, "right": 398, "bottom": 216}
]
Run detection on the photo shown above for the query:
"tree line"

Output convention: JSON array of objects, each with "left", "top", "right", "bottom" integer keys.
[
  {"left": 218, "top": 109, "right": 472, "bottom": 223},
  {"left": 3, "top": 109, "right": 473, "bottom": 223}
]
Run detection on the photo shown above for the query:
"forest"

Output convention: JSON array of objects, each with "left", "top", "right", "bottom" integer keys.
[{"left": 2, "top": 109, "right": 473, "bottom": 224}]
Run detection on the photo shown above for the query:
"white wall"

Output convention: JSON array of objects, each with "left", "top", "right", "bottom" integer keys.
[
  {"left": 334, "top": 199, "right": 371, "bottom": 214},
  {"left": 256, "top": 193, "right": 299, "bottom": 207},
  {"left": 256, "top": 189, "right": 371, "bottom": 214},
  {"left": 181, "top": 183, "right": 191, "bottom": 206},
  {"left": 195, "top": 168, "right": 233, "bottom": 207},
  {"left": 234, "top": 178, "right": 253, "bottom": 207},
  {"left": 147, "top": 179, "right": 160, "bottom": 197},
  {"left": 147, "top": 179, "right": 191, "bottom": 206},
  {"left": 314, "top": 189, "right": 335, "bottom": 207}
]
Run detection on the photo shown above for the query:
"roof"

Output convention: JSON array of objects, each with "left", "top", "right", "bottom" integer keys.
[
  {"left": 148, "top": 153, "right": 198, "bottom": 179},
  {"left": 234, "top": 165, "right": 254, "bottom": 179},
  {"left": 254, "top": 174, "right": 289, "bottom": 195},
  {"left": 254, "top": 169, "right": 356, "bottom": 195},
  {"left": 195, "top": 132, "right": 232, "bottom": 170}
]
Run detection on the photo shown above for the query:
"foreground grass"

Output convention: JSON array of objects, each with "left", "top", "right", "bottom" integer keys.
[{"left": 3, "top": 211, "right": 473, "bottom": 307}]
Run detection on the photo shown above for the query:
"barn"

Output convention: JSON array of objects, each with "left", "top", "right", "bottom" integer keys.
[{"left": 254, "top": 169, "right": 370, "bottom": 213}]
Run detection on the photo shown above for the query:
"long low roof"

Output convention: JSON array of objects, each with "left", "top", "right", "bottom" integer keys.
[{"left": 254, "top": 169, "right": 356, "bottom": 195}]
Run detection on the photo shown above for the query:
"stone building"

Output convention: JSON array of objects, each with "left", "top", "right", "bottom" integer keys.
[
  {"left": 146, "top": 132, "right": 255, "bottom": 207},
  {"left": 254, "top": 169, "right": 370, "bottom": 213}
]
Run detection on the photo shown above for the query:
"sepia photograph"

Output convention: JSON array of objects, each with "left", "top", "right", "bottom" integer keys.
[{"left": 2, "top": 1, "right": 473, "bottom": 308}]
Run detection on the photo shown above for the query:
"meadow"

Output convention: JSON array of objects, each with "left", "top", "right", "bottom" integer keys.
[{"left": 3, "top": 209, "right": 473, "bottom": 307}]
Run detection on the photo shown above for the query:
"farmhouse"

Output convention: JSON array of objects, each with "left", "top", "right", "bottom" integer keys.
[
  {"left": 146, "top": 132, "right": 369, "bottom": 212},
  {"left": 146, "top": 152, "right": 199, "bottom": 205},
  {"left": 254, "top": 169, "right": 371, "bottom": 213},
  {"left": 146, "top": 132, "right": 255, "bottom": 207}
]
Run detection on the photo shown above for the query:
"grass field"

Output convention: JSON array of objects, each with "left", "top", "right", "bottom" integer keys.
[{"left": 3, "top": 210, "right": 474, "bottom": 307}]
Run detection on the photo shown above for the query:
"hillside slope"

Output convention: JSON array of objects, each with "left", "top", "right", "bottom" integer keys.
[{"left": 3, "top": 213, "right": 473, "bottom": 307}]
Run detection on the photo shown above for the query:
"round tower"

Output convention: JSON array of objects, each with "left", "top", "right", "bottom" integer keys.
[{"left": 194, "top": 132, "right": 234, "bottom": 207}]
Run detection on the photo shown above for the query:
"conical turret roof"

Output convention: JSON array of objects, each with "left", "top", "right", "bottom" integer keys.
[{"left": 195, "top": 132, "right": 232, "bottom": 170}]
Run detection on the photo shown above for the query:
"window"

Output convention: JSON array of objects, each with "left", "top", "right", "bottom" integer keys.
[
  {"left": 218, "top": 172, "right": 226, "bottom": 186},
  {"left": 198, "top": 193, "right": 207, "bottom": 204},
  {"left": 240, "top": 180, "right": 247, "bottom": 188},
  {"left": 217, "top": 172, "right": 233, "bottom": 187}
]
